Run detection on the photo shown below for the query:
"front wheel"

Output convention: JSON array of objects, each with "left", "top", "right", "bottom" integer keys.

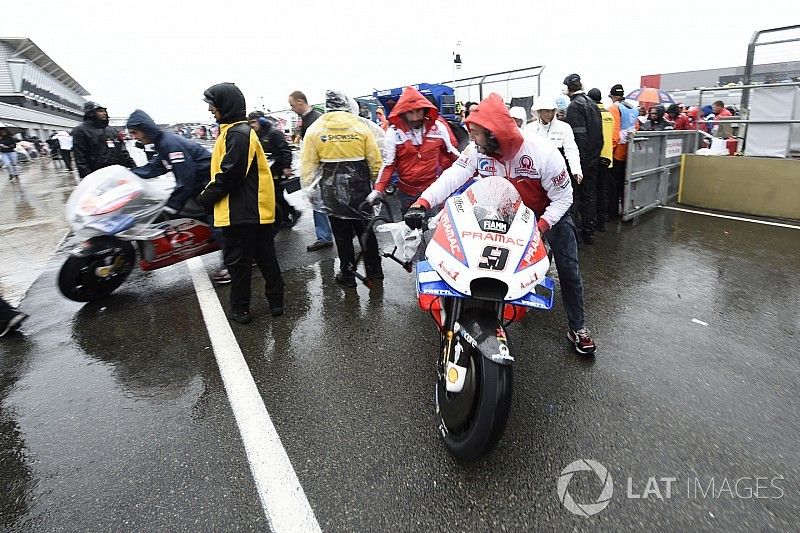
[
  {"left": 435, "top": 327, "right": 513, "bottom": 462},
  {"left": 58, "top": 237, "right": 136, "bottom": 302}
]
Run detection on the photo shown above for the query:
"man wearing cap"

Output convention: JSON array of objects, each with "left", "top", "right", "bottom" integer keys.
[
  {"left": 607, "top": 83, "right": 639, "bottom": 220},
  {"left": 562, "top": 74, "right": 603, "bottom": 244},
  {"left": 407, "top": 93, "right": 597, "bottom": 355},
  {"left": 198, "top": 83, "right": 285, "bottom": 324},
  {"left": 524, "top": 97, "right": 582, "bottom": 183},
  {"left": 71, "top": 101, "right": 136, "bottom": 179},
  {"left": 367, "top": 86, "right": 460, "bottom": 214}
]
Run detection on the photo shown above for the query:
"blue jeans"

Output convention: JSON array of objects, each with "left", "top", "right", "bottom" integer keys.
[
  {"left": 1, "top": 152, "right": 20, "bottom": 177},
  {"left": 543, "top": 213, "right": 586, "bottom": 332},
  {"left": 313, "top": 210, "right": 333, "bottom": 243}
]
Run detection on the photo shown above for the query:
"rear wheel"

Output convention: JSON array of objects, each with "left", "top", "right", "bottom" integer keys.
[
  {"left": 58, "top": 237, "right": 136, "bottom": 302},
  {"left": 435, "top": 324, "right": 513, "bottom": 462}
]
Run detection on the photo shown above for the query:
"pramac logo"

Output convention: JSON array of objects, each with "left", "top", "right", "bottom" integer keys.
[{"left": 514, "top": 154, "right": 539, "bottom": 177}]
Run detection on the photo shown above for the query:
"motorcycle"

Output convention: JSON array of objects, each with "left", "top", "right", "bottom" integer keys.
[
  {"left": 58, "top": 165, "right": 219, "bottom": 302},
  {"left": 369, "top": 176, "right": 555, "bottom": 461}
]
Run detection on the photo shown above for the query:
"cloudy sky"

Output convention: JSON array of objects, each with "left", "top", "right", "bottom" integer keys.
[{"left": 2, "top": 1, "right": 795, "bottom": 123}]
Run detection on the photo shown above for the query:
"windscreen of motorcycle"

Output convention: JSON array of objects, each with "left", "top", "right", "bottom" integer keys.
[
  {"left": 469, "top": 176, "right": 521, "bottom": 234},
  {"left": 66, "top": 165, "right": 169, "bottom": 231}
]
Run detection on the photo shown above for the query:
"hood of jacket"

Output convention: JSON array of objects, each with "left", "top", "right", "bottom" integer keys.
[
  {"left": 126, "top": 109, "right": 163, "bottom": 143},
  {"left": 83, "top": 101, "right": 108, "bottom": 128},
  {"left": 325, "top": 89, "right": 351, "bottom": 113},
  {"left": 509, "top": 106, "right": 527, "bottom": 127},
  {"left": 388, "top": 86, "right": 439, "bottom": 130},
  {"left": 203, "top": 83, "right": 247, "bottom": 124},
  {"left": 464, "top": 93, "right": 523, "bottom": 161}
]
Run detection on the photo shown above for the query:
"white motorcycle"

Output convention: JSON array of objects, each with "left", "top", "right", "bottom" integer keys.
[{"left": 374, "top": 176, "right": 555, "bottom": 461}]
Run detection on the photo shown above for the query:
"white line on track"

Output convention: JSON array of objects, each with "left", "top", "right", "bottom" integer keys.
[
  {"left": 187, "top": 257, "right": 321, "bottom": 533},
  {"left": 659, "top": 206, "right": 800, "bottom": 229}
]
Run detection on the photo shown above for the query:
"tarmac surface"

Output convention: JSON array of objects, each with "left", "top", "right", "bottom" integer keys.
[{"left": 1, "top": 158, "right": 799, "bottom": 531}]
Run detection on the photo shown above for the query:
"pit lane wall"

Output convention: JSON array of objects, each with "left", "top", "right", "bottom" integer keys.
[{"left": 678, "top": 154, "right": 800, "bottom": 220}]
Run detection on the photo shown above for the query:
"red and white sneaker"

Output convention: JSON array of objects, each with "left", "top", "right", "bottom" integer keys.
[{"left": 568, "top": 328, "right": 596, "bottom": 355}]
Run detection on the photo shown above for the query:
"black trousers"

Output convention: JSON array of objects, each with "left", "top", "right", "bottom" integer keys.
[
  {"left": 574, "top": 159, "right": 598, "bottom": 237},
  {"left": 222, "top": 224, "right": 284, "bottom": 312},
  {"left": 595, "top": 159, "right": 611, "bottom": 223},
  {"left": 0, "top": 296, "right": 16, "bottom": 321},
  {"left": 60, "top": 149, "right": 73, "bottom": 171},
  {"left": 610, "top": 158, "right": 627, "bottom": 218},
  {"left": 329, "top": 216, "right": 381, "bottom": 276},
  {"left": 274, "top": 180, "right": 292, "bottom": 222}
]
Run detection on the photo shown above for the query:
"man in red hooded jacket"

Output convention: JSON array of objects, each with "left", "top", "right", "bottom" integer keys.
[
  {"left": 407, "top": 93, "right": 596, "bottom": 355},
  {"left": 366, "top": 86, "right": 460, "bottom": 213}
]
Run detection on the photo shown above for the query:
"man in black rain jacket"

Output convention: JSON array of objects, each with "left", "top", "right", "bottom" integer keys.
[
  {"left": 72, "top": 101, "right": 136, "bottom": 179},
  {"left": 563, "top": 74, "right": 603, "bottom": 244},
  {"left": 126, "top": 109, "right": 212, "bottom": 215}
]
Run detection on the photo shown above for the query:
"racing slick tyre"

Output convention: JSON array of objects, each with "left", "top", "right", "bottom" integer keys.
[
  {"left": 435, "top": 317, "right": 513, "bottom": 462},
  {"left": 58, "top": 237, "right": 136, "bottom": 302}
]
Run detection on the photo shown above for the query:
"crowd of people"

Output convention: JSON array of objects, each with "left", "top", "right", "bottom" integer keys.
[{"left": 3, "top": 73, "right": 745, "bottom": 352}]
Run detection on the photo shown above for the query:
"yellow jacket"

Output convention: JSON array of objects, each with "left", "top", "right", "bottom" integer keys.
[
  {"left": 300, "top": 111, "right": 382, "bottom": 187},
  {"left": 596, "top": 102, "right": 614, "bottom": 167},
  {"left": 198, "top": 121, "right": 275, "bottom": 226}
]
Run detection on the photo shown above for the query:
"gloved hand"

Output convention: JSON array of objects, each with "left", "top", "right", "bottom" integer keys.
[
  {"left": 366, "top": 190, "right": 383, "bottom": 205},
  {"left": 404, "top": 205, "right": 426, "bottom": 230},
  {"left": 537, "top": 217, "right": 550, "bottom": 235}
]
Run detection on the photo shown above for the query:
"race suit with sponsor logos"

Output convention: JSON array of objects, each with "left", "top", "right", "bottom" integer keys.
[
  {"left": 419, "top": 135, "right": 573, "bottom": 230},
  {"left": 374, "top": 86, "right": 460, "bottom": 197}
]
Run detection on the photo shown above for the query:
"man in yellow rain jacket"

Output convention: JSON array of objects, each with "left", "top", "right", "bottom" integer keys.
[
  {"left": 300, "top": 89, "right": 383, "bottom": 288},
  {"left": 587, "top": 88, "right": 614, "bottom": 233},
  {"left": 198, "top": 82, "right": 284, "bottom": 324}
]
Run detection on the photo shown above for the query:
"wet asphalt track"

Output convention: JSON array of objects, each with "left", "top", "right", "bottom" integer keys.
[{"left": 1, "top": 174, "right": 800, "bottom": 530}]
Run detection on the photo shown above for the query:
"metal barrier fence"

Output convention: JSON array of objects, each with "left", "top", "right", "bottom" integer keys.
[
  {"left": 442, "top": 66, "right": 545, "bottom": 107},
  {"left": 623, "top": 130, "right": 700, "bottom": 221}
]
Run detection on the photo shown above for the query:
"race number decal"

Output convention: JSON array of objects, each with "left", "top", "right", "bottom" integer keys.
[{"left": 478, "top": 246, "right": 509, "bottom": 271}]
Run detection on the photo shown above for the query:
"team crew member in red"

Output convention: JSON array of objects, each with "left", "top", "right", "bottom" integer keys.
[
  {"left": 407, "top": 93, "right": 596, "bottom": 355},
  {"left": 366, "top": 86, "right": 460, "bottom": 213}
]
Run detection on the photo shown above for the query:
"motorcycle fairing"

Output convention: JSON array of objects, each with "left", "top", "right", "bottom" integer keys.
[
  {"left": 417, "top": 260, "right": 554, "bottom": 310},
  {"left": 424, "top": 177, "right": 551, "bottom": 302},
  {"left": 85, "top": 214, "right": 136, "bottom": 235}
]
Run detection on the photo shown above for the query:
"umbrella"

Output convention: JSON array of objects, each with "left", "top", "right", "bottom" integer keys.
[
  {"left": 0, "top": 121, "right": 24, "bottom": 134},
  {"left": 624, "top": 87, "right": 674, "bottom": 104}
]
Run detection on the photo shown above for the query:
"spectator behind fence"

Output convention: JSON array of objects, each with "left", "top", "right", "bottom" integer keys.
[
  {"left": 666, "top": 104, "right": 691, "bottom": 130},
  {"left": 640, "top": 106, "right": 674, "bottom": 131},
  {"left": 712, "top": 100, "right": 733, "bottom": 139}
]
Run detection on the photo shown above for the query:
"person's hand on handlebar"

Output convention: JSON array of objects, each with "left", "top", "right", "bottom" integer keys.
[
  {"left": 404, "top": 203, "right": 426, "bottom": 230},
  {"left": 366, "top": 190, "right": 383, "bottom": 205}
]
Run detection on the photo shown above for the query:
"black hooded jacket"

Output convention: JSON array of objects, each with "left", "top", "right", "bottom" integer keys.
[
  {"left": 564, "top": 92, "right": 604, "bottom": 165},
  {"left": 640, "top": 106, "right": 674, "bottom": 131},
  {"left": 71, "top": 103, "right": 136, "bottom": 178},
  {"left": 127, "top": 109, "right": 212, "bottom": 211},
  {"left": 249, "top": 113, "right": 292, "bottom": 177},
  {"left": 198, "top": 83, "right": 276, "bottom": 225}
]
